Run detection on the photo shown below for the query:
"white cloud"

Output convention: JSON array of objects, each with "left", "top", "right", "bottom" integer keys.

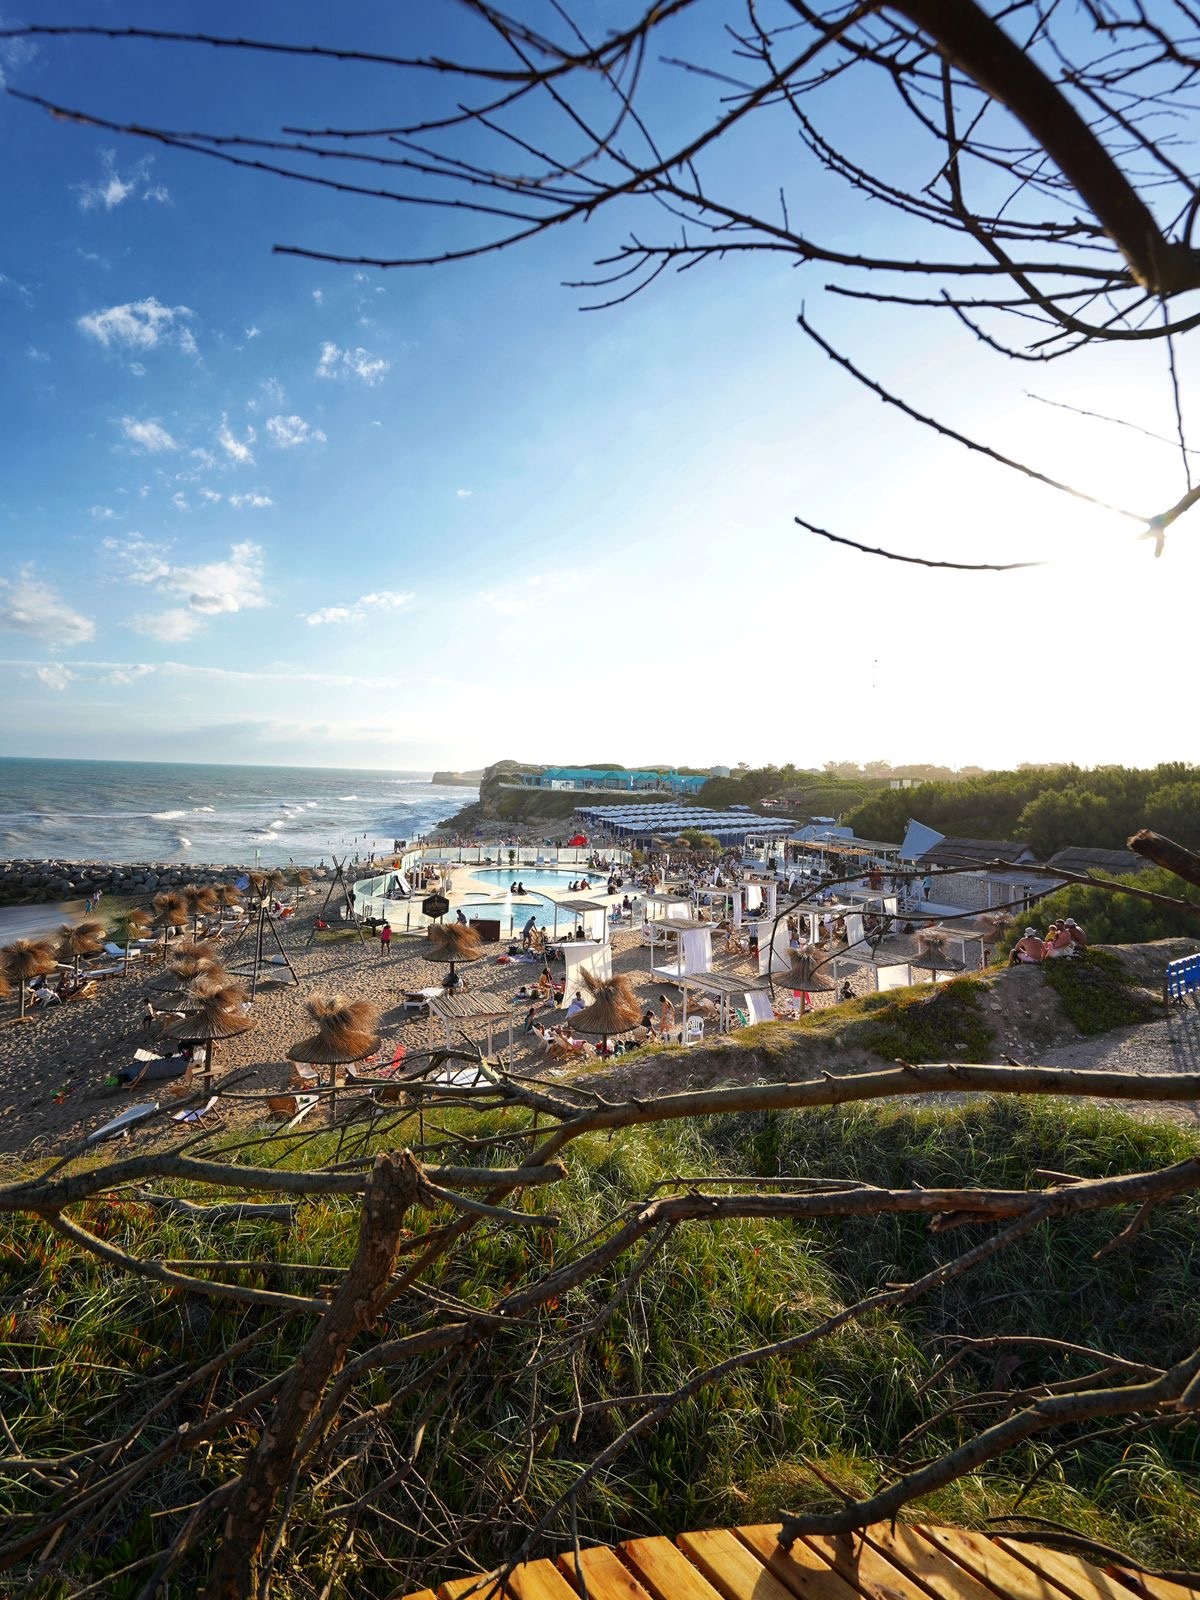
[
  {"left": 456, "top": 488, "right": 473, "bottom": 499},
  {"left": 190, "top": 447, "right": 217, "bottom": 470},
  {"left": 227, "top": 492, "right": 274, "bottom": 509},
  {"left": 90, "top": 505, "right": 117, "bottom": 521},
  {"left": 103, "top": 534, "right": 173, "bottom": 585},
  {"left": 108, "top": 535, "right": 265, "bottom": 624},
  {"left": 26, "top": 345, "right": 49, "bottom": 362},
  {"left": 74, "top": 149, "right": 169, "bottom": 211},
  {"left": 261, "top": 376, "right": 285, "bottom": 406},
  {"left": 78, "top": 297, "right": 195, "bottom": 354},
  {"left": 120, "top": 416, "right": 179, "bottom": 453},
  {"left": 0, "top": 570, "right": 95, "bottom": 646},
  {"left": 245, "top": 325, "right": 261, "bottom": 340},
  {"left": 217, "top": 415, "right": 256, "bottom": 465},
  {"left": 315, "top": 341, "right": 390, "bottom": 385},
  {"left": 199, "top": 488, "right": 222, "bottom": 504},
  {"left": 312, "top": 289, "right": 324, "bottom": 305},
  {"left": 106, "top": 662, "right": 157, "bottom": 686},
  {"left": 303, "top": 589, "right": 414, "bottom": 626},
  {"left": 131, "top": 607, "right": 205, "bottom": 643},
  {"left": 35, "top": 663, "right": 75, "bottom": 692},
  {"left": 129, "top": 362, "right": 146, "bottom": 377},
  {"left": 266, "top": 414, "right": 326, "bottom": 449}
]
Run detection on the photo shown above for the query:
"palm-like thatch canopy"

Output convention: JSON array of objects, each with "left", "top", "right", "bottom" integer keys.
[
  {"left": 149, "top": 942, "right": 225, "bottom": 993},
  {"left": 286, "top": 994, "right": 380, "bottom": 1066},
  {"left": 0, "top": 971, "right": 11, "bottom": 1003},
  {"left": 1, "top": 938, "right": 57, "bottom": 1021},
  {"left": 911, "top": 943, "right": 966, "bottom": 974},
  {"left": 218, "top": 883, "right": 243, "bottom": 908},
  {"left": 182, "top": 884, "right": 220, "bottom": 928},
  {"left": 122, "top": 908, "right": 154, "bottom": 934},
  {"left": 248, "top": 869, "right": 286, "bottom": 899},
  {"left": 56, "top": 918, "right": 107, "bottom": 970},
  {"left": 569, "top": 970, "right": 641, "bottom": 1039},
  {"left": 153, "top": 891, "right": 188, "bottom": 928},
  {"left": 420, "top": 922, "right": 484, "bottom": 967},
  {"left": 775, "top": 953, "right": 836, "bottom": 994},
  {"left": 165, "top": 972, "right": 252, "bottom": 1040}
]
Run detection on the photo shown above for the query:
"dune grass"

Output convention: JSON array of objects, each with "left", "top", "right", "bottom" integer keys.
[{"left": 1, "top": 1099, "right": 1198, "bottom": 1595}]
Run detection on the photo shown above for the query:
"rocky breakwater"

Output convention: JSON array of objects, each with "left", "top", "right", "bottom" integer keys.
[{"left": 0, "top": 859, "right": 332, "bottom": 906}]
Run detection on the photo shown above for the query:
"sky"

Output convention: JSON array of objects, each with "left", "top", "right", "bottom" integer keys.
[{"left": 0, "top": 2, "right": 1195, "bottom": 774}]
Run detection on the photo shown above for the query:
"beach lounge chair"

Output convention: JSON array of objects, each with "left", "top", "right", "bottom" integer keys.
[
  {"left": 288, "top": 1063, "right": 320, "bottom": 1091},
  {"left": 105, "top": 941, "right": 140, "bottom": 961},
  {"left": 172, "top": 1094, "right": 222, "bottom": 1126},
  {"left": 266, "top": 1093, "right": 318, "bottom": 1129}
]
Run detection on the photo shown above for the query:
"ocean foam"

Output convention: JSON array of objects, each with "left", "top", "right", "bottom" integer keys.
[
  {"left": 338, "top": 794, "right": 359, "bottom": 801},
  {"left": 152, "top": 810, "right": 188, "bottom": 820}
]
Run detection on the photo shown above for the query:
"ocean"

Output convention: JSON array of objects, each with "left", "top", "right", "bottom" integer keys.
[{"left": 0, "top": 758, "right": 474, "bottom": 868}]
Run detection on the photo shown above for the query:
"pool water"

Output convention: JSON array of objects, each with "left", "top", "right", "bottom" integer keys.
[
  {"left": 455, "top": 892, "right": 582, "bottom": 934},
  {"left": 467, "top": 868, "right": 607, "bottom": 895}
]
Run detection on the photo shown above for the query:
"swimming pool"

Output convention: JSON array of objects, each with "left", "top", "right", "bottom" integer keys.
[
  {"left": 455, "top": 892, "right": 582, "bottom": 935},
  {"left": 466, "top": 868, "right": 607, "bottom": 895}
]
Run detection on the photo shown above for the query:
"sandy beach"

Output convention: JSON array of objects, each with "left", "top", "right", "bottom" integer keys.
[{"left": 0, "top": 868, "right": 784, "bottom": 1162}]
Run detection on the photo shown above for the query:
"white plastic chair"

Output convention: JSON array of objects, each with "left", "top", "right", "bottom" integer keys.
[{"left": 684, "top": 1016, "right": 704, "bottom": 1046}]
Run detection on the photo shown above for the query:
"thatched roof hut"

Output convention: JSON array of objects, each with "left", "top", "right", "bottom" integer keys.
[
  {"left": 569, "top": 970, "right": 641, "bottom": 1040},
  {"left": 774, "top": 953, "right": 835, "bottom": 994},
  {"left": 420, "top": 922, "right": 484, "bottom": 968}
]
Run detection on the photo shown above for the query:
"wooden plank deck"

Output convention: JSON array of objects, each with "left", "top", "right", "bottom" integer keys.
[{"left": 417, "top": 1524, "right": 1194, "bottom": 1600}]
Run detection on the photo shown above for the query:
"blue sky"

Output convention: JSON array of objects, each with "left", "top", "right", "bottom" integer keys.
[{"left": 0, "top": 3, "right": 1193, "bottom": 773}]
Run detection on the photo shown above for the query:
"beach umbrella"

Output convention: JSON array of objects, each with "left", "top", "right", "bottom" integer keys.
[
  {"left": 911, "top": 942, "right": 966, "bottom": 981},
  {"left": 153, "top": 891, "right": 188, "bottom": 956},
  {"left": 286, "top": 994, "right": 381, "bottom": 1114},
  {"left": 0, "top": 972, "right": 11, "bottom": 1005},
  {"left": 1, "top": 938, "right": 57, "bottom": 1023},
  {"left": 420, "top": 921, "right": 484, "bottom": 990},
  {"left": 182, "top": 883, "right": 220, "bottom": 935},
  {"left": 218, "top": 883, "right": 243, "bottom": 908},
  {"left": 115, "top": 907, "right": 154, "bottom": 967},
  {"left": 568, "top": 970, "right": 641, "bottom": 1054},
  {"left": 149, "top": 942, "right": 224, "bottom": 993},
  {"left": 773, "top": 952, "right": 835, "bottom": 1015},
  {"left": 56, "top": 918, "right": 107, "bottom": 977},
  {"left": 165, "top": 973, "right": 253, "bottom": 1089}
]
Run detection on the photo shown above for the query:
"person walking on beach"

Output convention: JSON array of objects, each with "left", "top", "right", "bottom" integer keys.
[{"left": 379, "top": 920, "right": 392, "bottom": 956}]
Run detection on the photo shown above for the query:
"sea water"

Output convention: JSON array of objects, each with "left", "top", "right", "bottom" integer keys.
[{"left": 0, "top": 757, "right": 473, "bottom": 868}]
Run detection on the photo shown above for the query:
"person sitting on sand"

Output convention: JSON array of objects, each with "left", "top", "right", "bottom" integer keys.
[
  {"left": 537, "top": 969, "right": 554, "bottom": 1004},
  {"left": 566, "top": 991, "right": 586, "bottom": 1019}
]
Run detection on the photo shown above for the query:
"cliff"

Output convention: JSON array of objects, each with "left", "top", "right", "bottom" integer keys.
[{"left": 431, "top": 769, "right": 485, "bottom": 786}]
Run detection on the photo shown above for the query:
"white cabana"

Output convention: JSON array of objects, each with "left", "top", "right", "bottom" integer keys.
[
  {"left": 550, "top": 899, "right": 608, "bottom": 943},
  {"left": 428, "top": 992, "right": 515, "bottom": 1057},
  {"left": 648, "top": 918, "right": 713, "bottom": 982},
  {"left": 676, "top": 970, "right": 774, "bottom": 1035},
  {"left": 559, "top": 940, "right": 612, "bottom": 1007}
]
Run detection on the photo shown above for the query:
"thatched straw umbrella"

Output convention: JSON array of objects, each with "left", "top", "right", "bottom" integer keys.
[
  {"left": 164, "top": 973, "right": 252, "bottom": 1089},
  {"left": 56, "top": 918, "right": 107, "bottom": 977},
  {"left": 0, "top": 971, "right": 11, "bottom": 1006},
  {"left": 774, "top": 952, "right": 836, "bottom": 1015},
  {"left": 218, "top": 883, "right": 243, "bottom": 909},
  {"left": 286, "top": 994, "right": 380, "bottom": 1114},
  {"left": 182, "top": 883, "right": 219, "bottom": 936},
  {"left": 149, "top": 941, "right": 224, "bottom": 994},
  {"left": 115, "top": 907, "right": 154, "bottom": 968},
  {"left": 1, "top": 938, "right": 57, "bottom": 1023},
  {"left": 911, "top": 942, "right": 966, "bottom": 981},
  {"left": 568, "top": 970, "right": 641, "bottom": 1055},
  {"left": 154, "top": 891, "right": 188, "bottom": 956},
  {"left": 248, "top": 868, "right": 286, "bottom": 904},
  {"left": 420, "top": 921, "right": 483, "bottom": 991}
]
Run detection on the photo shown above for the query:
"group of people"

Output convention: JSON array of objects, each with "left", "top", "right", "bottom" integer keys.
[
  {"left": 28, "top": 971, "right": 88, "bottom": 1006},
  {"left": 1010, "top": 918, "right": 1087, "bottom": 964}
]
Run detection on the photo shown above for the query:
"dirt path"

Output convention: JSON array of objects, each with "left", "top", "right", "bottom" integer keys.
[{"left": 1035, "top": 1004, "right": 1200, "bottom": 1125}]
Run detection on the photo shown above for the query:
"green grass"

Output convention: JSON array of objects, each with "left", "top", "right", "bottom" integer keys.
[
  {"left": 795, "top": 975, "right": 995, "bottom": 1062},
  {"left": 1039, "top": 948, "right": 1160, "bottom": 1034},
  {"left": 1, "top": 1101, "right": 1198, "bottom": 1594}
]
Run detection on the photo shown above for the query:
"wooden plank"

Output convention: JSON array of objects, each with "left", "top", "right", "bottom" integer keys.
[
  {"left": 1108, "top": 1571, "right": 1200, "bottom": 1600},
  {"left": 402, "top": 1591, "right": 440, "bottom": 1600},
  {"left": 863, "top": 1523, "right": 1007, "bottom": 1600},
  {"left": 678, "top": 1527, "right": 814, "bottom": 1600},
  {"left": 622, "top": 1536, "right": 729, "bottom": 1600},
  {"left": 735, "top": 1524, "right": 866, "bottom": 1600},
  {"left": 803, "top": 1530, "right": 948, "bottom": 1600},
  {"left": 996, "top": 1543, "right": 1179, "bottom": 1600},
  {"left": 917, "top": 1526, "right": 1074, "bottom": 1600},
  {"left": 439, "top": 1577, "right": 505, "bottom": 1600},
  {"left": 559, "top": 1544, "right": 656, "bottom": 1600},
  {"left": 508, "top": 1559, "right": 587, "bottom": 1600}
]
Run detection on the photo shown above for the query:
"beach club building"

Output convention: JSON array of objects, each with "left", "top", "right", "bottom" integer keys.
[{"left": 523, "top": 767, "right": 707, "bottom": 796}]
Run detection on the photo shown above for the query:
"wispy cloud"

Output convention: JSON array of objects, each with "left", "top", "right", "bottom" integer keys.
[
  {"left": 456, "top": 488, "right": 474, "bottom": 499},
  {"left": 90, "top": 505, "right": 117, "bottom": 521},
  {"left": 315, "top": 341, "right": 390, "bottom": 385},
  {"left": 120, "top": 416, "right": 180, "bottom": 453},
  {"left": 131, "top": 607, "right": 205, "bottom": 643},
  {"left": 266, "top": 414, "right": 326, "bottom": 449},
  {"left": 35, "top": 663, "right": 76, "bottom": 691},
  {"left": 228, "top": 492, "right": 274, "bottom": 509},
  {"left": 260, "top": 376, "right": 285, "bottom": 406},
  {"left": 217, "top": 415, "right": 255, "bottom": 464},
  {"left": 78, "top": 296, "right": 196, "bottom": 355},
  {"left": 73, "top": 148, "right": 170, "bottom": 212},
  {"left": 107, "top": 535, "right": 267, "bottom": 644},
  {"left": 0, "top": 570, "right": 95, "bottom": 646},
  {"left": 26, "top": 345, "right": 49, "bottom": 362},
  {"left": 302, "top": 590, "right": 415, "bottom": 626}
]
